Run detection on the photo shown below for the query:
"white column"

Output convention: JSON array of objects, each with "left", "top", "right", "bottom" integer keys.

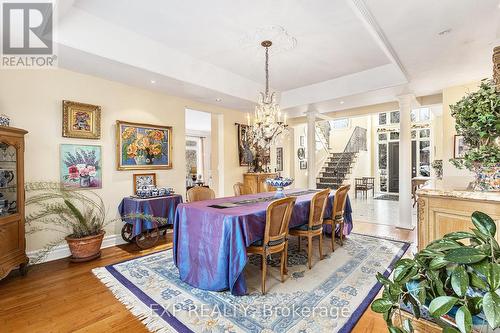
[
  {"left": 306, "top": 109, "right": 317, "bottom": 189},
  {"left": 397, "top": 94, "right": 415, "bottom": 230}
]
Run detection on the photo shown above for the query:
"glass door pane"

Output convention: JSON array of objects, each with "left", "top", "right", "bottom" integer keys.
[{"left": 0, "top": 143, "right": 17, "bottom": 217}]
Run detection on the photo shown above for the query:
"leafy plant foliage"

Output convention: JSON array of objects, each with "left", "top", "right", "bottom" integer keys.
[{"left": 371, "top": 211, "right": 500, "bottom": 333}]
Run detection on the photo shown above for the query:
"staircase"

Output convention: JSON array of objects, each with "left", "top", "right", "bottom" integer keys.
[{"left": 316, "top": 126, "right": 367, "bottom": 190}]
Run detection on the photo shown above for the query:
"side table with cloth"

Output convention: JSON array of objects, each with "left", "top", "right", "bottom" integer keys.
[
  {"left": 118, "top": 195, "right": 183, "bottom": 238},
  {"left": 173, "top": 189, "right": 352, "bottom": 296}
]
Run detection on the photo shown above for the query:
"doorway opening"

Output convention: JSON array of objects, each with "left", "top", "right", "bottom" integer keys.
[{"left": 185, "top": 109, "right": 211, "bottom": 192}]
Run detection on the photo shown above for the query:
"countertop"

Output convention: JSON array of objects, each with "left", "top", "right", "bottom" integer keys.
[{"left": 416, "top": 178, "right": 500, "bottom": 202}]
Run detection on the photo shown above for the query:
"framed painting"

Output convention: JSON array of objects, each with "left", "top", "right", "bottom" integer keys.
[
  {"left": 133, "top": 173, "right": 156, "bottom": 194},
  {"left": 276, "top": 147, "right": 283, "bottom": 172},
  {"left": 237, "top": 124, "right": 253, "bottom": 166},
  {"left": 116, "top": 121, "right": 173, "bottom": 170},
  {"left": 454, "top": 135, "right": 469, "bottom": 158},
  {"left": 60, "top": 144, "right": 102, "bottom": 189},
  {"left": 62, "top": 100, "right": 101, "bottom": 139},
  {"left": 300, "top": 160, "right": 308, "bottom": 170}
]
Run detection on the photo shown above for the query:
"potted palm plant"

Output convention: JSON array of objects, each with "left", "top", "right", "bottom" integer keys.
[
  {"left": 449, "top": 79, "right": 500, "bottom": 191},
  {"left": 25, "top": 182, "right": 108, "bottom": 262},
  {"left": 371, "top": 211, "right": 500, "bottom": 333}
]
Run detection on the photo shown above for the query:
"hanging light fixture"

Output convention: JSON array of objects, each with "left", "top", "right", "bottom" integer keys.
[{"left": 247, "top": 40, "right": 288, "bottom": 150}]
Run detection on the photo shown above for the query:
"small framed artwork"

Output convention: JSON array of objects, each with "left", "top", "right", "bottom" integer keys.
[
  {"left": 299, "top": 135, "right": 305, "bottom": 147},
  {"left": 60, "top": 144, "right": 102, "bottom": 189},
  {"left": 297, "top": 147, "right": 305, "bottom": 160},
  {"left": 133, "top": 173, "right": 156, "bottom": 194},
  {"left": 62, "top": 100, "right": 101, "bottom": 139},
  {"left": 276, "top": 147, "right": 283, "bottom": 172},
  {"left": 300, "top": 160, "right": 308, "bottom": 170},
  {"left": 454, "top": 135, "right": 469, "bottom": 158},
  {"left": 116, "top": 121, "right": 173, "bottom": 170}
]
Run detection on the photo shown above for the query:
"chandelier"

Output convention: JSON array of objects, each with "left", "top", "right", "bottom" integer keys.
[{"left": 247, "top": 40, "right": 288, "bottom": 150}]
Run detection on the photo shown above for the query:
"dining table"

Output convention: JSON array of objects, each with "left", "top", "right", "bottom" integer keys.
[{"left": 173, "top": 189, "right": 353, "bottom": 296}]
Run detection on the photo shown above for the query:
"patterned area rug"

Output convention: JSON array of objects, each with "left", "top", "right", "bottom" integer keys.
[
  {"left": 373, "top": 194, "right": 399, "bottom": 201},
  {"left": 93, "top": 234, "right": 409, "bottom": 333}
]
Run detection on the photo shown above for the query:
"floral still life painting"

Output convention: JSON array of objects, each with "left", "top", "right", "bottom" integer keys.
[
  {"left": 62, "top": 100, "right": 101, "bottom": 139},
  {"left": 60, "top": 144, "right": 102, "bottom": 189},
  {"left": 116, "top": 121, "right": 172, "bottom": 170}
]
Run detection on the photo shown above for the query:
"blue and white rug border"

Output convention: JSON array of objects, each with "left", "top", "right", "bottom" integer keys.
[{"left": 92, "top": 233, "right": 411, "bottom": 333}]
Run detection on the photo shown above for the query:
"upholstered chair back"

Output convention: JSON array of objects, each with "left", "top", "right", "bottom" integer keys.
[{"left": 187, "top": 187, "right": 215, "bottom": 202}]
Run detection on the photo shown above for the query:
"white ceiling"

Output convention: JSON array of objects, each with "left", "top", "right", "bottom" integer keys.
[{"left": 52, "top": 0, "right": 500, "bottom": 117}]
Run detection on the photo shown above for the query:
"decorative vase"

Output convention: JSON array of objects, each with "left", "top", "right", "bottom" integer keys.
[
  {"left": 472, "top": 163, "right": 500, "bottom": 192},
  {"left": 65, "top": 231, "right": 105, "bottom": 262},
  {"left": 134, "top": 155, "right": 145, "bottom": 165},
  {"left": 0, "top": 114, "right": 10, "bottom": 127},
  {"left": 79, "top": 175, "right": 90, "bottom": 187},
  {"left": 266, "top": 176, "right": 294, "bottom": 198}
]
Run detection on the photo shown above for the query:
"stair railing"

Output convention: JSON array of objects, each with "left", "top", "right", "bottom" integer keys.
[
  {"left": 331, "top": 126, "right": 367, "bottom": 185},
  {"left": 315, "top": 123, "right": 330, "bottom": 155}
]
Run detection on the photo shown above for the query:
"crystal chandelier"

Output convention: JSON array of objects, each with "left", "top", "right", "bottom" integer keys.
[{"left": 247, "top": 40, "right": 288, "bottom": 150}]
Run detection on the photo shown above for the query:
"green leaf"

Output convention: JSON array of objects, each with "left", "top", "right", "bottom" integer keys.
[
  {"left": 388, "top": 326, "right": 404, "bottom": 333},
  {"left": 376, "top": 272, "right": 392, "bottom": 286},
  {"left": 444, "top": 248, "right": 487, "bottom": 264},
  {"left": 467, "top": 297, "right": 483, "bottom": 316},
  {"left": 471, "top": 259, "right": 489, "bottom": 276},
  {"left": 486, "top": 263, "right": 500, "bottom": 291},
  {"left": 428, "top": 238, "right": 463, "bottom": 251},
  {"left": 483, "top": 291, "right": 500, "bottom": 329},
  {"left": 471, "top": 211, "right": 496, "bottom": 237},
  {"left": 393, "top": 259, "right": 415, "bottom": 282},
  {"left": 371, "top": 298, "right": 393, "bottom": 313},
  {"left": 403, "top": 319, "right": 413, "bottom": 333},
  {"left": 470, "top": 228, "right": 488, "bottom": 243},
  {"left": 469, "top": 272, "right": 488, "bottom": 290},
  {"left": 455, "top": 306, "right": 472, "bottom": 333},
  {"left": 451, "top": 266, "right": 469, "bottom": 297},
  {"left": 443, "top": 231, "right": 477, "bottom": 241},
  {"left": 442, "top": 327, "right": 461, "bottom": 333},
  {"left": 429, "top": 256, "right": 449, "bottom": 270},
  {"left": 428, "top": 296, "right": 458, "bottom": 317}
]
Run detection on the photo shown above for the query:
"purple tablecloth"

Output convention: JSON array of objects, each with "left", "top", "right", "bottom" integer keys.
[
  {"left": 173, "top": 189, "right": 352, "bottom": 295},
  {"left": 118, "top": 195, "right": 183, "bottom": 237}
]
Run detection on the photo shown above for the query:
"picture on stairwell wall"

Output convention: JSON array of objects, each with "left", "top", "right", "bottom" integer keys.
[
  {"left": 276, "top": 147, "right": 283, "bottom": 171},
  {"left": 300, "top": 160, "right": 307, "bottom": 170}
]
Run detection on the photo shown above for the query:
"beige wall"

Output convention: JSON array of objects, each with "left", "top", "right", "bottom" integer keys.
[
  {"left": 0, "top": 69, "right": 247, "bottom": 252},
  {"left": 441, "top": 81, "right": 479, "bottom": 182}
]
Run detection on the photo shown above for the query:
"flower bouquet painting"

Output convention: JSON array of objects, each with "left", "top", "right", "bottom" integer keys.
[
  {"left": 60, "top": 144, "right": 102, "bottom": 189},
  {"left": 116, "top": 121, "right": 172, "bottom": 170}
]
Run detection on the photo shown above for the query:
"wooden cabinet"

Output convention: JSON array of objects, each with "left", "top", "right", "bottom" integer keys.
[
  {"left": 0, "top": 127, "right": 28, "bottom": 280},
  {"left": 243, "top": 173, "right": 277, "bottom": 193},
  {"left": 417, "top": 180, "right": 500, "bottom": 250}
]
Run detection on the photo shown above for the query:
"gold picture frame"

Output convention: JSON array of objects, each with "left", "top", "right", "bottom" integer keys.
[
  {"left": 116, "top": 120, "right": 173, "bottom": 170},
  {"left": 62, "top": 100, "right": 101, "bottom": 139},
  {"left": 133, "top": 173, "right": 156, "bottom": 194}
]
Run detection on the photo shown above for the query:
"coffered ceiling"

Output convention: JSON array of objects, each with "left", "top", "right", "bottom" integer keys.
[{"left": 53, "top": 0, "right": 500, "bottom": 116}]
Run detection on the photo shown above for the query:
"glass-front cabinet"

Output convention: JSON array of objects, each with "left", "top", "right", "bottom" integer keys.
[{"left": 0, "top": 127, "right": 28, "bottom": 280}]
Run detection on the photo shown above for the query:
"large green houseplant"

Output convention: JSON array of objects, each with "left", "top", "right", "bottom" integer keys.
[
  {"left": 371, "top": 211, "right": 500, "bottom": 333},
  {"left": 450, "top": 79, "right": 500, "bottom": 191}
]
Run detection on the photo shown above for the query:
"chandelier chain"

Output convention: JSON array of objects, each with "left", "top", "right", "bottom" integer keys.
[{"left": 265, "top": 45, "right": 269, "bottom": 97}]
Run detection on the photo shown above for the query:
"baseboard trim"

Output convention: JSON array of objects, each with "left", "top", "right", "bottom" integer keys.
[{"left": 27, "top": 233, "right": 128, "bottom": 264}]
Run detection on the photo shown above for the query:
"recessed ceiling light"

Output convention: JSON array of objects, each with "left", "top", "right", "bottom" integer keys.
[
  {"left": 340, "top": 101, "right": 345, "bottom": 105},
  {"left": 150, "top": 80, "right": 156, "bottom": 84},
  {"left": 438, "top": 29, "right": 452, "bottom": 36},
  {"left": 215, "top": 98, "right": 222, "bottom": 102}
]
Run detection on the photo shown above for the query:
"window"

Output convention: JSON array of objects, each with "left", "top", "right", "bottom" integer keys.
[
  {"left": 411, "top": 130, "right": 416, "bottom": 139},
  {"left": 420, "top": 129, "right": 430, "bottom": 138},
  {"left": 331, "top": 118, "right": 349, "bottom": 129},
  {"left": 378, "top": 113, "right": 387, "bottom": 125},
  {"left": 411, "top": 108, "right": 431, "bottom": 123},
  {"left": 390, "top": 111, "right": 400, "bottom": 124},
  {"left": 378, "top": 133, "right": 387, "bottom": 141},
  {"left": 390, "top": 132, "right": 400, "bottom": 140},
  {"left": 419, "top": 141, "right": 430, "bottom": 176},
  {"left": 378, "top": 143, "right": 387, "bottom": 169}
]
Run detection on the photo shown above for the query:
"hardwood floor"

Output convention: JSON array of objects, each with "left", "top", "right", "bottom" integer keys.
[{"left": 0, "top": 222, "right": 415, "bottom": 333}]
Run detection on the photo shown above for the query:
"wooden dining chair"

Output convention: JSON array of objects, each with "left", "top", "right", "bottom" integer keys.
[
  {"left": 289, "top": 188, "right": 330, "bottom": 269},
  {"left": 323, "top": 184, "right": 350, "bottom": 251},
  {"left": 186, "top": 186, "right": 215, "bottom": 202},
  {"left": 247, "top": 196, "right": 296, "bottom": 295},
  {"left": 233, "top": 182, "right": 253, "bottom": 196}
]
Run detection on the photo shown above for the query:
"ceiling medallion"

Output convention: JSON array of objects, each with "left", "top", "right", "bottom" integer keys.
[
  {"left": 239, "top": 26, "right": 297, "bottom": 56},
  {"left": 246, "top": 40, "right": 288, "bottom": 150}
]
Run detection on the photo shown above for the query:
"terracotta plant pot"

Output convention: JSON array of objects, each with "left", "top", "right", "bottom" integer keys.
[{"left": 65, "top": 231, "right": 105, "bottom": 262}]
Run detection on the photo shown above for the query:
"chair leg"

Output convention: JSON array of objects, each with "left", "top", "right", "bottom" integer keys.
[
  {"left": 339, "top": 222, "right": 344, "bottom": 246},
  {"left": 331, "top": 226, "right": 335, "bottom": 252},
  {"left": 307, "top": 236, "right": 312, "bottom": 269},
  {"left": 319, "top": 233, "right": 323, "bottom": 260},
  {"left": 284, "top": 240, "right": 289, "bottom": 275},
  {"left": 280, "top": 250, "right": 285, "bottom": 283},
  {"left": 261, "top": 254, "right": 267, "bottom": 295}
]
